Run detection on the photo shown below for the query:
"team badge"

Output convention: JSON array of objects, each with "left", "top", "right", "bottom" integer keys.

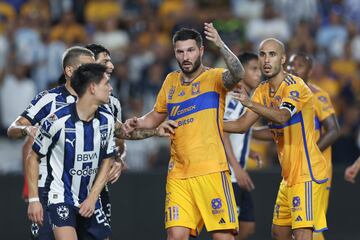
[
  {"left": 31, "top": 223, "right": 39, "bottom": 237},
  {"left": 292, "top": 196, "right": 300, "bottom": 207},
  {"left": 289, "top": 90, "right": 300, "bottom": 101},
  {"left": 191, "top": 82, "right": 200, "bottom": 95},
  {"left": 318, "top": 96, "right": 328, "bottom": 103},
  {"left": 168, "top": 86, "right": 175, "bottom": 100},
  {"left": 100, "top": 130, "right": 108, "bottom": 148},
  {"left": 57, "top": 205, "right": 70, "bottom": 220},
  {"left": 211, "top": 198, "right": 222, "bottom": 210}
]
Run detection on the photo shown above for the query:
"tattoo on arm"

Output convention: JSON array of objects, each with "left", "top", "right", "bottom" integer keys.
[
  {"left": 219, "top": 44, "right": 244, "bottom": 89},
  {"left": 114, "top": 127, "right": 157, "bottom": 140}
]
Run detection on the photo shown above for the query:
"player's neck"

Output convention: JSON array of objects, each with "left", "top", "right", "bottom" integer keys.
[
  {"left": 76, "top": 97, "right": 98, "bottom": 122},
  {"left": 269, "top": 71, "right": 286, "bottom": 92},
  {"left": 65, "top": 80, "right": 78, "bottom": 97},
  {"left": 181, "top": 65, "right": 205, "bottom": 84}
]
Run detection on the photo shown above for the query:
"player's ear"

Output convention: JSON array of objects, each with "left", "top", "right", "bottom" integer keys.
[
  {"left": 64, "top": 65, "right": 73, "bottom": 79},
  {"left": 199, "top": 45, "right": 204, "bottom": 58},
  {"left": 89, "top": 82, "right": 96, "bottom": 95},
  {"left": 281, "top": 54, "right": 286, "bottom": 65}
]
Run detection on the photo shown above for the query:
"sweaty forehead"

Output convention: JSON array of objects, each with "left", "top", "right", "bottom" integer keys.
[{"left": 259, "top": 40, "right": 284, "bottom": 55}]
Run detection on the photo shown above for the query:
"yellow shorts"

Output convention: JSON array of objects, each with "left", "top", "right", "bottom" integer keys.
[
  {"left": 272, "top": 180, "right": 328, "bottom": 232},
  {"left": 165, "top": 171, "right": 238, "bottom": 236}
]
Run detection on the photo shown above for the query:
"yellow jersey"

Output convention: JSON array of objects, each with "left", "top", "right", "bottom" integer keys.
[
  {"left": 252, "top": 74, "right": 328, "bottom": 186},
  {"left": 154, "top": 68, "right": 229, "bottom": 179},
  {"left": 309, "top": 83, "right": 335, "bottom": 178}
]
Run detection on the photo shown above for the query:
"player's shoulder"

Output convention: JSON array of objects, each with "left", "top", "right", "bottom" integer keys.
[
  {"left": 98, "top": 106, "right": 115, "bottom": 122},
  {"left": 283, "top": 74, "right": 305, "bottom": 86},
  {"left": 308, "top": 83, "right": 327, "bottom": 95}
]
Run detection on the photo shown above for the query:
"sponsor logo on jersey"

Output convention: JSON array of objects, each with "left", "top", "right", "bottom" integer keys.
[
  {"left": 57, "top": 205, "right": 70, "bottom": 220},
  {"left": 76, "top": 152, "right": 98, "bottom": 162},
  {"left": 170, "top": 105, "right": 196, "bottom": 117},
  {"left": 177, "top": 118, "right": 194, "bottom": 127},
  {"left": 69, "top": 166, "right": 98, "bottom": 176},
  {"left": 295, "top": 215, "right": 303, "bottom": 222}
]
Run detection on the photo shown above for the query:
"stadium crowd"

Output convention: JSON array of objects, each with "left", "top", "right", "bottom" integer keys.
[{"left": 0, "top": 0, "right": 360, "bottom": 173}]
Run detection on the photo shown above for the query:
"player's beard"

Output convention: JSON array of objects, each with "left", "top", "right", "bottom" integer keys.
[{"left": 178, "top": 56, "right": 201, "bottom": 75}]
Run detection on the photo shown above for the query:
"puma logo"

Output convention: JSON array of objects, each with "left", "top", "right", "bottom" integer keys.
[{"left": 65, "top": 138, "right": 75, "bottom": 147}]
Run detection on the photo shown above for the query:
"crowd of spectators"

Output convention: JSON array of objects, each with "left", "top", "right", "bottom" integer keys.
[{"left": 0, "top": 0, "right": 359, "bottom": 173}]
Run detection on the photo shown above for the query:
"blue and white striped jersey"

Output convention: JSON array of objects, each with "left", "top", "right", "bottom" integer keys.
[
  {"left": 224, "top": 94, "right": 252, "bottom": 183},
  {"left": 32, "top": 103, "right": 116, "bottom": 207},
  {"left": 21, "top": 86, "right": 122, "bottom": 187}
]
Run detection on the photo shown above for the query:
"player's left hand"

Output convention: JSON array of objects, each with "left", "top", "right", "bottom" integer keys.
[
  {"left": 344, "top": 164, "right": 359, "bottom": 183},
  {"left": 108, "top": 161, "right": 122, "bottom": 184},
  {"left": 156, "top": 120, "right": 178, "bottom": 137},
  {"left": 230, "top": 86, "right": 252, "bottom": 107},
  {"left": 204, "top": 22, "right": 223, "bottom": 48},
  {"left": 28, "top": 201, "right": 43, "bottom": 225},
  {"left": 79, "top": 198, "right": 96, "bottom": 218}
]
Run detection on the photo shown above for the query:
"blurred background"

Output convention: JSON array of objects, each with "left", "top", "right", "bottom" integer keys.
[{"left": 0, "top": 0, "right": 359, "bottom": 239}]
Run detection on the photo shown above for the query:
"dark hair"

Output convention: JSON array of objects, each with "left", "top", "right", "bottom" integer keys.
[
  {"left": 71, "top": 63, "right": 107, "bottom": 97},
  {"left": 292, "top": 52, "right": 313, "bottom": 69},
  {"left": 238, "top": 52, "right": 258, "bottom": 66},
  {"left": 85, "top": 43, "right": 110, "bottom": 60},
  {"left": 172, "top": 28, "right": 203, "bottom": 48},
  {"left": 61, "top": 46, "right": 94, "bottom": 70}
]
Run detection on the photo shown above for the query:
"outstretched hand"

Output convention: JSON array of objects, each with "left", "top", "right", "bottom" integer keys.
[
  {"left": 122, "top": 117, "right": 139, "bottom": 135},
  {"left": 204, "top": 22, "right": 223, "bottom": 48}
]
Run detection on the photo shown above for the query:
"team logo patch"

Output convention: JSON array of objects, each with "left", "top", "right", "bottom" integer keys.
[
  {"left": 318, "top": 96, "right": 328, "bottom": 103},
  {"left": 57, "top": 205, "right": 70, "bottom": 220},
  {"left": 31, "top": 223, "right": 39, "bottom": 237},
  {"left": 168, "top": 86, "right": 175, "bottom": 100},
  {"left": 100, "top": 130, "right": 108, "bottom": 148},
  {"left": 293, "top": 196, "right": 300, "bottom": 207},
  {"left": 211, "top": 198, "right": 222, "bottom": 210},
  {"left": 178, "top": 90, "right": 185, "bottom": 96},
  {"left": 275, "top": 204, "right": 280, "bottom": 219},
  {"left": 289, "top": 90, "right": 300, "bottom": 101},
  {"left": 191, "top": 82, "right": 200, "bottom": 95}
]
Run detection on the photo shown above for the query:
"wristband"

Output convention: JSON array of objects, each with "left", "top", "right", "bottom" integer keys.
[{"left": 28, "top": 197, "right": 40, "bottom": 203}]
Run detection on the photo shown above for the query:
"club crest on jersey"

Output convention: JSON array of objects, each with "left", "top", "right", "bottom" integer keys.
[
  {"left": 318, "top": 96, "right": 328, "bottom": 103},
  {"left": 57, "top": 205, "right": 70, "bottom": 220},
  {"left": 100, "top": 130, "right": 108, "bottom": 148},
  {"left": 192, "top": 82, "right": 200, "bottom": 95},
  {"left": 168, "top": 86, "right": 175, "bottom": 100},
  {"left": 289, "top": 91, "right": 300, "bottom": 101}
]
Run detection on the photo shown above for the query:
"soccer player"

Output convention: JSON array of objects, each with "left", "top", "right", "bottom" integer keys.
[
  {"left": 287, "top": 53, "right": 340, "bottom": 240},
  {"left": 222, "top": 52, "right": 261, "bottom": 240},
  {"left": 8, "top": 46, "right": 167, "bottom": 240},
  {"left": 123, "top": 23, "right": 245, "bottom": 240},
  {"left": 224, "top": 38, "right": 329, "bottom": 240},
  {"left": 27, "top": 63, "right": 115, "bottom": 240},
  {"left": 8, "top": 46, "right": 95, "bottom": 240},
  {"left": 345, "top": 155, "right": 360, "bottom": 183}
]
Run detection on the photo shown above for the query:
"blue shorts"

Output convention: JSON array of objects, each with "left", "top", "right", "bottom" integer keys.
[
  {"left": 48, "top": 203, "right": 111, "bottom": 240},
  {"left": 232, "top": 183, "right": 255, "bottom": 222},
  {"left": 99, "top": 185, "right": 111, "bottom": 223},
  {"left": 30, "top": 187, "right": 54, "bottom": 240}
]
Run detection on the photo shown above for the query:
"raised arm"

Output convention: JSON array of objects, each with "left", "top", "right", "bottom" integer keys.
[
  {"left": 204, "top": 22, "right": 244, "bottom": 89},
  {"left": 317, "top": 114, "right": 340, "bottom": 151}
]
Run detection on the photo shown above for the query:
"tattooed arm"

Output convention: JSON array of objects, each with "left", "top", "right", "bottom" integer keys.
[
  {"left": 114, "top": 126, "right": 159, "bottom": 140},
  {"left": 204, "top": 22, "right": 244, "bottom": 89}
]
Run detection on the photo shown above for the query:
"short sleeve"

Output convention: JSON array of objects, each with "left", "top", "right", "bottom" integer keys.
[{"left": 314, "top": 91, "right": 335, "bottom": 121}]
